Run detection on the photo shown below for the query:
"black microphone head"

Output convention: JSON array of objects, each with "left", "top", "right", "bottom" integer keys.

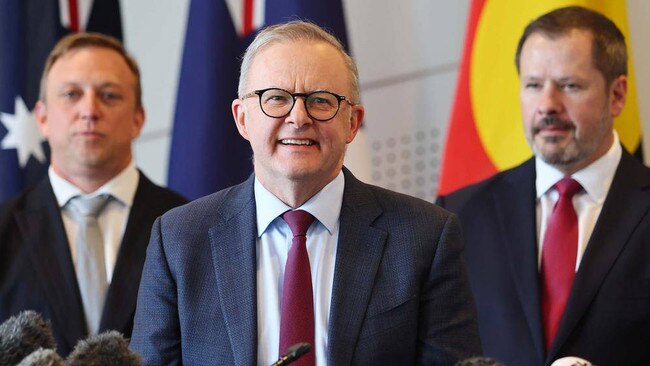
[
  {"left": 455, "top": 356, "right": 505, "bottom": 366},
  {"left": 0, "top": 310, "right": 56, "bottom": 365},
  {"left": 16, "top": 348, "right": 65, "bottom": 366},
  {"left": 285, "top": 342, "right": 310, "bottom": 360},
  {"left": 66, "top": 330, "right": 142, "bottom": 366}
]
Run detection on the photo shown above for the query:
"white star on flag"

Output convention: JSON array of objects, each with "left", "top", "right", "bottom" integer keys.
[{"left": 0, "top": 96, "right": 47, "bottom": 167}]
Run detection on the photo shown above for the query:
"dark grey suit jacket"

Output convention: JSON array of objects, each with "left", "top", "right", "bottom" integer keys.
[
  {"left": 0, "top": 172, "right": 187, "bottom": 356},
  {"left": 130, "top": 167, "right": 481, "bottom": 365},
  {"left": 437, "top": 150, "right": 650, "bottom": 365}
]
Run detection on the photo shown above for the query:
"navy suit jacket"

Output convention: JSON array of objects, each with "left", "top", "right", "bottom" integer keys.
[
  {"left": 437, "top": 150, "right": 650, "bottom": 365},
  {"left": 0, "top": 172, "right": 187, "bottom": 356},
  {"left": 130, "top": 168, "right": 481, "bottom": 365}
]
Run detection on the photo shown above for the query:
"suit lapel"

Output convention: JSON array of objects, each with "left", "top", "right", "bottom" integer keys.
[
  {"left": 327, "top": 169, "right": 387, "bottom": 365},
  {"left": 548, "top": 151, "right": 650, "bottom": 360},
  {"left": 209, "top": 177, "right": 258, "bottom": 366},
  {"left": 101, "top": 173, "right": 156, "bottom": 333},
  {"left": 492, "top": 159, "right": 545, "bottom": 362},
  {"left": 15, "top": 179, "right": 87, "bottom": 352}
]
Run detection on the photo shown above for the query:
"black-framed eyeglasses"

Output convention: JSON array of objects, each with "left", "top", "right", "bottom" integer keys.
[{"left": 241, "top": 87, "right": 355, "bottom": 122}]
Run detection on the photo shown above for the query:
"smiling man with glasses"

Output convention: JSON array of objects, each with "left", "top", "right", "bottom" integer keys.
[{"left": 131, "top": 20, "right": 481, "bottom": 365}]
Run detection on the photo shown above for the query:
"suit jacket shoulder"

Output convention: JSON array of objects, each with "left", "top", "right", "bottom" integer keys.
[{"left": 436, "top": 158, "right": 536, "bottom": 213}]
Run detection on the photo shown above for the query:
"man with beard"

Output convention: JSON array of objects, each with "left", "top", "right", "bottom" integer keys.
[{"left": 437, "top": 6, "right": 650, "bottom": 366}]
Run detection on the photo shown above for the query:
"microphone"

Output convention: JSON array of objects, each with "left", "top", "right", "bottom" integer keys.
[
  {"left": 0, "top": 310, "right": 57, "bottom": 365},
  {"left": 271, "top": 342, "right": 311, "bottom": 366},
  {"left": 550, "top": 356, "right": 593, "bottom": 366},
  {"left": 17, "top": 348, "right": 65, "bottom": 366},
  {"left": 455, "top": 356, "right": 505, "bottom": 365},
  {"left": 66, "top": 330, "right": 142, "bottom": 366}
]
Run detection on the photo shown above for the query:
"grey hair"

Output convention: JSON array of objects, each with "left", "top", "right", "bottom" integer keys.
[{"left": 237, "top": 20, "right": 360, "bottom": 102}]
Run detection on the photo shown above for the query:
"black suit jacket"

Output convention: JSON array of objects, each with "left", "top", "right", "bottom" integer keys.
[
  {"left": 0, "top": 172, "right": 187, "bottom": 356},
  {"left": 131, "top": 168, "right": 481, "bottom": 365},
  {"left": 437, "top": 150, "right": 650, "bottom": 365}
]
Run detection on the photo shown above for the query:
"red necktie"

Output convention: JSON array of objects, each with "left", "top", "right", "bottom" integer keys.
[
  {"left": 540, "top": 177, "right": 582, "bottom": 352},
  {"left": 280, "top": 210, "right": 315, "bottom": 365}
]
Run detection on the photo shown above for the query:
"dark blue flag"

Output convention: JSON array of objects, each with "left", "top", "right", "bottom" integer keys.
[
  {"left": 0, "top": 0, "right": 122, "bottom": 203},
  {"left": 167, "top": 0, "right": 349, "bottom": 200}
]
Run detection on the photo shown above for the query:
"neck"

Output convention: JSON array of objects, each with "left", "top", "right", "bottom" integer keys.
[
  {"left": 51, "top": 159, "right": 130, "bottom": 194},
  {"left": 258, "top": 172, "right": 339, "bottom": 208}
]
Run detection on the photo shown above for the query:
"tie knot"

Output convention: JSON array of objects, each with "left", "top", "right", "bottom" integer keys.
[
  {"left": 67, "top": 194, "right": 111, "bottom": 219},
  {"left": 282, "top": 210, "right": 315, "bottom": 237},
  {"left": 555, "top": 177, "right": 582, "bottom": 198}
]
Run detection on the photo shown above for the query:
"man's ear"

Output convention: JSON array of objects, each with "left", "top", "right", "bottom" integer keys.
[
  {"left": 609, "top": 75, "right": 627, "bottom": 118},
  {"left": 131, "top": 106, "right": 146, "bottom": 139},
  {"left": 232, "top": 98, "right": 250, "bottom": 141},
  {"left": 345, "top": 104, "right": 364, "bottom": 144},
  {"left": 34, "top": 101, "right": 49, "bottom": 138}
]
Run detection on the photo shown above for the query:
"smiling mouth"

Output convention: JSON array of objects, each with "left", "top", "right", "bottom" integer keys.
[{"left": 280, "top": 139, "right": 315, "bottom": 146}]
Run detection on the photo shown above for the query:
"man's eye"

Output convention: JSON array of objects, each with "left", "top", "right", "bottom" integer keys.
[
  {"left": 102, "top": 91, "right": 123, "bottom": 101},
  {"left": 562, "top": 83, "right": 580, "bottom": 91},
  {"left": 525, "top": 82, "right": 541, "bottom": 89},
  {"left": 265, "top": 95, "right": 291, "bottom": 104},
  {"left": 62, "top": 90, "right": 81, "bottom": 99},
  {"left": 312, "top": 97, "right": 330, "bottom": 105}
]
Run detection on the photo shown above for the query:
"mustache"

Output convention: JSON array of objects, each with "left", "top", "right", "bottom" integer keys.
[{"left": 532, "top": 115, "right": 574, "bottom": 135}]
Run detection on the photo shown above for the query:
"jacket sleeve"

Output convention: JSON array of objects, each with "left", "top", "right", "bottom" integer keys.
[
  {"left": 417, "top": 212, "right": 482, "bottom": 364},
  {"left": 130, "top": 216, "right": 182, "bottom": 366}
]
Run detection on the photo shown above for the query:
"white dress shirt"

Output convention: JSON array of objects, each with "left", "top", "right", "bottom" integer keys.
[
  {"left": 535, "top": 132, "right": 621, "bottom": 271},
  {"left": 49, "top": 161, "right": 139, "bottom": 283},
  {"left": 255, "top": 171, "right": 344, "bottom": 366}
]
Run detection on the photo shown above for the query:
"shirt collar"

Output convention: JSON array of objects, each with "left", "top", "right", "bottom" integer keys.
[
  {"left": 49, "top": 161, "right": 140, "bottom": 208},
  {"left": 254, "top": 170, "right": 345, "bottom": 237},
  {"left": 536, "top": 131, "right": 621, "bottom": 204}
]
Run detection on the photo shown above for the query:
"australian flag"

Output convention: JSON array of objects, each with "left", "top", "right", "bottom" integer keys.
[
  {"left": 0, "top": 0, "right": 122, "bottom": 203},
  {"left": 167, "top": 0, "right": 350, "bottom": 200}
]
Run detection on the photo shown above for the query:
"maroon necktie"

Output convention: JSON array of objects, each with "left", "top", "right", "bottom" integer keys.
[
  {"left": 280, "top": 210, "right": 315, "bottom": 365},
  {"left": 540, "top": 177, "right": 582, "bottom": 352}
]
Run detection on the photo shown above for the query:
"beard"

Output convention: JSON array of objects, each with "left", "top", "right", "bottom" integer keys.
[{"left": 528, "top": 114, "right": 609, "bottom": 169}]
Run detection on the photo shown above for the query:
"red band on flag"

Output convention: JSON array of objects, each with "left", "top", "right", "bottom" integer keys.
[
  {"left": 68, "top": 0, "right": 80, "bottom": 32},
  {"left": 438, "top": 0, "right": 497, "bottom": 196},
  {"left": 243, "top": 0, "right": 254, "bottom": 36}
]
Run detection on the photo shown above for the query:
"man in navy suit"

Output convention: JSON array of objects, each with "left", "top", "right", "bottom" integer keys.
[
  {"left": 0, "top": 33, "right": 186, "bottom": 356},
  {"left": 130, "top": 21, "right": 481, "bottom": 365},
  {"left": 437, "top": 6, "right": 650, "bottom": 365}
]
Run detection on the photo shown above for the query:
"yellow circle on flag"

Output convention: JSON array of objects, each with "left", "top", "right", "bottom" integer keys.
[{"left": 470, "top": 0, "right": 641, "bottom": 170}]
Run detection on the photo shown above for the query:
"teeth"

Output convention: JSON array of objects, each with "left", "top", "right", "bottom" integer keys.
[{"left": 281, "top": 139, "right": 314, "bottom": 146}]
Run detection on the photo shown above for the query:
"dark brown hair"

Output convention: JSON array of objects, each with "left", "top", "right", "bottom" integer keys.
[{"left": 515, "top": 6, "right": 627, "bottom": 85}]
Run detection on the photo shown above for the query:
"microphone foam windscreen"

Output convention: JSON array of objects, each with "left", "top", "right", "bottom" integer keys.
[
  {"left": 17, "top": 348, "right": 65, "bottom": 366},
  {"left": 66, "top": 330, "right": 142, "bottom": 366},
  {"left": 455, "top": 356, "right": 505, "bottom": 366},
  {"left": 0, "top": 310, "right": 56, "bottom": 365}
]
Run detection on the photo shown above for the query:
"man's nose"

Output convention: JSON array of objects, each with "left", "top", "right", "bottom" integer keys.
[
  {"left": 285, "top": 97, "right": 313, "bottom": 128},
  {"left": 537, "top": 85, "right": 563, "bottom": 116},
  {"left": 79, "top": 92, "right": 101, "bottom": 121}
]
